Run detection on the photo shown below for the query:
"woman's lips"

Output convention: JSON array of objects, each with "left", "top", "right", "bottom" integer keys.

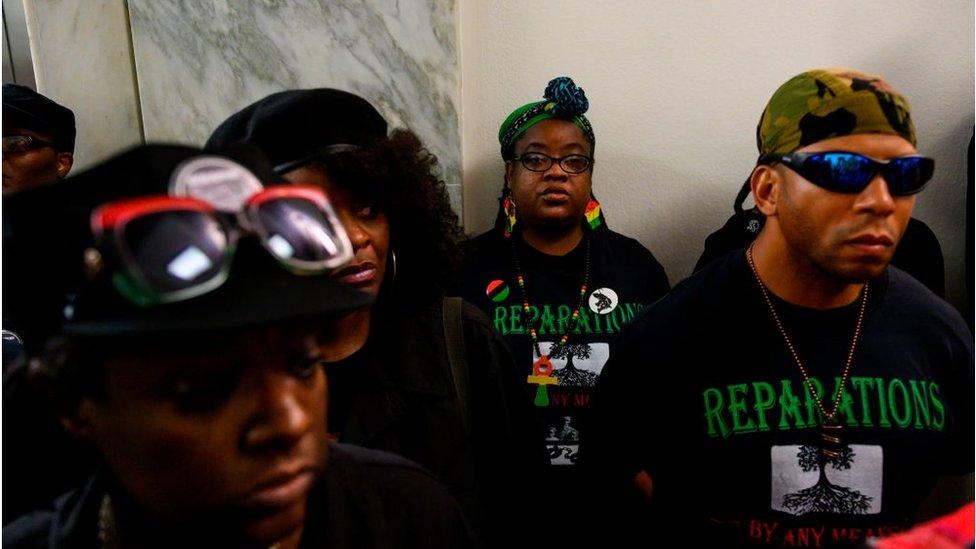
[
  {"left": 333, "top": 261, "right": 377, "bottom": 285},
  {"left": 540, "top": 186, "right": 570, "bottom": 204},
  {"left": 240, "top": 469, "right": 316, "bottom": 510}
]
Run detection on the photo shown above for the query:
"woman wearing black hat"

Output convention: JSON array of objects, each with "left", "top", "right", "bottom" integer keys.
[
  {"left": 1, "top": 145, "right": 474, "bottom": 548},
  {"left": 208, "top": 89, "right": 545, "bottom": 545}
]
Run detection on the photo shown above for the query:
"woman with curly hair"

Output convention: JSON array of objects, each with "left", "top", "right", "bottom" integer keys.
[{"left": 207, "top": 89, "right": 544, "bottom": 545}]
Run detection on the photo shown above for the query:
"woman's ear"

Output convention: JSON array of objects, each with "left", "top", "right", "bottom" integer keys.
[
  {"left": 27, "top": 358, "right": 94, "bottom": 441},
  {"left": 504, "top": 161, "right": 516, "bottom": 191},
  {"left": 751, "top": 164, "right": 780, "bottom": 217}
]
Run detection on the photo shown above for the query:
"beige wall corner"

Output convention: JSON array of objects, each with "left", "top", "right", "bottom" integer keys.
[{"left": 23, "top": 0, "right": 143, "bottom": 171}]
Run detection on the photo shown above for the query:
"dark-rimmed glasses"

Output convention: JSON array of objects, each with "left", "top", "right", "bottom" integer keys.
[{"left": 511, "top": 153, "right": 593, "bottom": 174}]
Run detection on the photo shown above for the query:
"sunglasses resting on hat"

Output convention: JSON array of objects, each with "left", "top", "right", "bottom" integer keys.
[
  {"left": 88, "top": 185, "right": 353, "bottom": 307},
  {"left": 759, "top": 151, "right": 934, "bottom": 196}
]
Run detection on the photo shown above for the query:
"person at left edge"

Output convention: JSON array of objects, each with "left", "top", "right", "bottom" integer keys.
[
  {"left": 2, "top": 86, "right": 86, "bottom": 522},
  {"left": 207, "top": 88, "right": 546, "bottom": 546},
  {"left": 2, "top": 83, "right": 75, "bottom": 194},
  {"left": 454, "top": 76, "right": 670, "bottom": 546},
  {"left": 1, "top": 144, "right": 475, "bottom": 548}
]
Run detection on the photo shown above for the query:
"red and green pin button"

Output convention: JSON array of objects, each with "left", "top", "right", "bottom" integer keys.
[{"left": 485, "top": 279, "right": 510, "bottom": 302}]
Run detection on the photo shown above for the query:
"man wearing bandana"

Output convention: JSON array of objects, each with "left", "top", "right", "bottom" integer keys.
[
  {"left": 455, "top": 76, "right": 670, "bottom": 545},
  {"left": 585, "top": 69, "right": 974, "bottom": 547}
]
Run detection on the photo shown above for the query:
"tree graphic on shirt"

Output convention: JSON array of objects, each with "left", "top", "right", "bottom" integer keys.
[
  {"left": 549, "top": 342, "right": 598, "bottom": 387},
  {"left": 782, "top": 445, "right": 872, "bottom": 515}
]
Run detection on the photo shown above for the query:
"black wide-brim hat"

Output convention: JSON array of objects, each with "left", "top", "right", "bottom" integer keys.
[{"left": 3, "top": 143, "right": 371, "bottom": 344}]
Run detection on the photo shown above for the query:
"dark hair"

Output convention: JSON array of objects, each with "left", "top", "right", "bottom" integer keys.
[{"left": 306, "top": 129, "right": 462, "bottom": 308}]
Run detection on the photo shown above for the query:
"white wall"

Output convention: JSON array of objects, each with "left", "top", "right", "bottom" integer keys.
[
  {"left": 460, "top": 0, "right": 975, "bottom": 308},
  {"left": 23, "top": 0, "right": 143, "bottom": 171}
]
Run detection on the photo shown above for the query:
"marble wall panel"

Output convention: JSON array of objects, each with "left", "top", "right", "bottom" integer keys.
[
  {"left": 21, "top": 0, "right": 143, "bottom": 170},
  {"left": 128, "top": 0, "right": 461, "bottom": 214}
]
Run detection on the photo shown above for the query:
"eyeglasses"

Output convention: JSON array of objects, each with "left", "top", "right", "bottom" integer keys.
[
  {"left": 3, "top": 135, "right": 57, "bottom": 154},
  {"left": 90, "top": 185, "right": 353, "bottom": 306},
  {"left": 511, "top": 152, "right": 593, "bottom": 174},
  {"left": 759, "top": 151, "right": 934, "bottom": 196}
]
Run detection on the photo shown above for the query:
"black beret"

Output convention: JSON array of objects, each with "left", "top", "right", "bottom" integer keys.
[
  {"left": 205, "top": 88, "right": 388, "bottom": 174},
  {"left": 3, "top": 84, "right": 76, "bottom": 153}
]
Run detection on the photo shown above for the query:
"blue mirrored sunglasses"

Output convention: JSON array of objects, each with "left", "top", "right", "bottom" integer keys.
[{"left": 759, "top": 151, "right": 934, "bottom": 196}]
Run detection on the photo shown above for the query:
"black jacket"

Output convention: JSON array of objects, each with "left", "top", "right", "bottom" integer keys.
[
  {"left": 2, "top": 443, "right": 475, "bottom": 548},
  {"left": 326, "top": 298, "right": 546, "bottom": 545}
]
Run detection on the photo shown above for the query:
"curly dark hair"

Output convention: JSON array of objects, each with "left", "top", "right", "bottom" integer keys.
[{"left": 307, "top": 129, "right": 462, "bottom": 308}]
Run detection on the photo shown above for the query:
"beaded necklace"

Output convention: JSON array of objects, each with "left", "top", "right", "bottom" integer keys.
[
  {"left": 511, "top": 230, "right": 592, "bottom": 407},
  {"left": 747, "top": 244, "right": 868, "bottom": 459}
]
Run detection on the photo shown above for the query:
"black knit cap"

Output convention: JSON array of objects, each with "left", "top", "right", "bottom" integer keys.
[
  {"left": 206, "top": 88, "right": 388, "bottom": 174},
  {"left": 2, "top": 84, "right": 76, "bottom": 153},
  {"left": 3, "top": 143, "right": 370, "bottom": 348}
]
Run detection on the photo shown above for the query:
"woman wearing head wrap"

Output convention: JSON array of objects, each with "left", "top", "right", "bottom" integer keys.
[
  {"left": 207, "top": 88, "right": 545, "bottom": 546},
  {"left": 454, "top": 76, "right": 670, "bottom": 543}
]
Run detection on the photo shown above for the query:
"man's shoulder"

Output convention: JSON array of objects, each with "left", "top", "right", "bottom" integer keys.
[
  {"left": 884, "top": 266, "right": 971, "bottom": 340},
  {"left": 598, "top": 229, "right": 671, "bottom": 296},
  {"left": 602, "top": 229, "right": 661, "bottom": 264},
  {"left": 624, "top": 249, "right": 743, "bottom": 336}
]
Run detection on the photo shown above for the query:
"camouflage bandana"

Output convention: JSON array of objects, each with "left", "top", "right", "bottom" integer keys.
[{"left": 757, "top": 69, "right": 916, "bottom": 155}]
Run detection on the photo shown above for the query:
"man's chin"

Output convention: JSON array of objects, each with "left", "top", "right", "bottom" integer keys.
[{"left": 831, "top": 260, "right": 891, "bottom": 284}]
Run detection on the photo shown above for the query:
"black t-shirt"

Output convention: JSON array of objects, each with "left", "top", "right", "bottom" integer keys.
[
  {"left": 457, "top": 225, "right": 669, "bottom": 521},
  {"left": 324, "top": 346, "right": 370, "bottom": 441},
  {"left": 2, "top": 443, "right": 474, "bottom": 548},
  {"left": 315, "top": 299, "right": 545, "bottom": 547},
  {"left": 587, "top": 250, "right": 974, "bottom": 548}
]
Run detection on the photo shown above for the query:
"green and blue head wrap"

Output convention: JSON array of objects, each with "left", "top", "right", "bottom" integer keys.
[
  {"left": 498, "top": 76, "right": 595, "bottom": 159},
  {"left": 495, "top": 76, "right": 604, "bottom": 235}
]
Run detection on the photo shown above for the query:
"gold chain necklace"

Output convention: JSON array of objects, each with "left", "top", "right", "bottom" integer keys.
[
  {"left": 98, "top": 494, "right": 113, "bottom": 549},
  {"left": 746, "top": 244, "right": 868, "bottom": 459}
]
